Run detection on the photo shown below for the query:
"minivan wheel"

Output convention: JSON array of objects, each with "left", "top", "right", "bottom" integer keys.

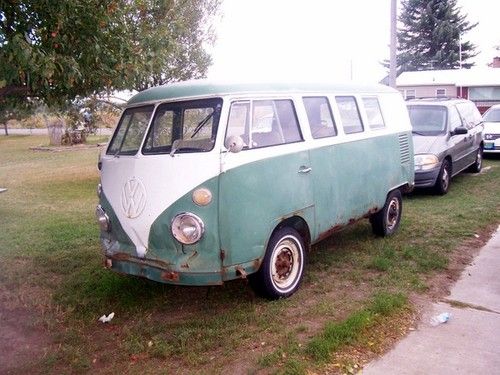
[
  {"left": 370, "top": 189, "right": 402, "bottom": 237},
  {"left": 249, "top": 227, "right": 305, "bottom": 300},
  {"left": 434, "top": 159, "right": 451, "bottom": 195},
  {"left": 467, "top": 147, "right": 483, "bottom": 173}
]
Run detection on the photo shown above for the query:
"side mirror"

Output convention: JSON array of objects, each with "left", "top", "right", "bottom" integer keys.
[
  {"left": 224, "top": 135, "right": 244, "bottom": 153},
  {"left": 451, "top": 126, "right": 468, "bottom": 136}
]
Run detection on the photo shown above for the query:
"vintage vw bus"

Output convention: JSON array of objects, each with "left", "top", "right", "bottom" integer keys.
[{"left": 96, "top": 81, "right": 414, "bottom": 299}]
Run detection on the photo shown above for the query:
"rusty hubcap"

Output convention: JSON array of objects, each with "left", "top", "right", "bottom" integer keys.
[
  {"left": 270, "top": 237, "right": 302, "bottom": 291},
  {"left": 386, "top": 198, "right": 400, "bottom": 230},
  {"left": 275, "top": 249, "right": 293, "bottom": 279}
]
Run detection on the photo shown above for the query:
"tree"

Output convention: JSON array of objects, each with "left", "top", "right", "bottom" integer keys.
[
  {"left": 0, "top": 0, "right": 220, "bottom": 108},
  {"left": 397, "top": 0, "right": 478, "bottom": 72}
]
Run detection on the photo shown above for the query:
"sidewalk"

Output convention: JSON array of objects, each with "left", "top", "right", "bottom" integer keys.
[{"left": 363, "top": 226, "right": 500, "bottom": 375}]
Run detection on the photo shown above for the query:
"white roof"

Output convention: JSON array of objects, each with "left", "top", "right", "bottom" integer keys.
[{"left": 397, "top": 68, "right": 500, "bottom": 87}]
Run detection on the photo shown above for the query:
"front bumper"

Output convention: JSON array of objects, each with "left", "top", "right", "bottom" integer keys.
[
  {"left": 414, "top": 165, "right": 441, "bottom": 188},
  {"left": 105, "top": 253, "right": 261, "bottom": 286},
  {"left": 483, "top": 140, "right": 500, "bottom": 153}
]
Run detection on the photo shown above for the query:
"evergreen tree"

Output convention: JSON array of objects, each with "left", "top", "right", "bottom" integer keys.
[{"left": 397, "top": 0, "right": 478, "bottom": 71}]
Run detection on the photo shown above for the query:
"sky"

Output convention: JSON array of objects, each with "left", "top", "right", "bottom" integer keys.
[{"left": 207, "top": 0, "right": 500, "bottom": 83}]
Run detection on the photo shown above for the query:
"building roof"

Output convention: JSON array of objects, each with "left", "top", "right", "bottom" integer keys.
[
  {"left": 128, "top": 80, "right": 397, "bottom": 105},
  {"left": 397, "top": 68, "right": 500, "bottom": 87}
]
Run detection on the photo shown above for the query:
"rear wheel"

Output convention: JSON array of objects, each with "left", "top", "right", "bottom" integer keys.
[
  {"left": 434, "top": 159, "right": 451, "bottom": 195},
  {"left": 467, "top": 147, "right": 483, "bottom": 173},
  {"left": 370, "top": 189, "right": 403, "bottom": 237},
  {"left": 249, "top": 227, "right": 305, "bottom": 300}
]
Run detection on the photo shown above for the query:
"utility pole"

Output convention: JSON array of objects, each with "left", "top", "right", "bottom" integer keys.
[{"left": 389, "top": 0, "right": 397, "bottom": 88}]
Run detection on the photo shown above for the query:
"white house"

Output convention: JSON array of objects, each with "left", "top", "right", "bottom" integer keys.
[{"left": 396, "top": 62, "right": 500, "bottom": 113}]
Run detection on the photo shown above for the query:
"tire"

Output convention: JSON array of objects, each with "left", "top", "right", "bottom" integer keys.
[
  {"left": 467, "top": 147, "right": 483, "bottom": 173},
  {"left": 433, "top": 159, "right": 451, "bottom": 195},
  {"left": 370, "top": 189, "right": 402, "bottom": 237},
  {"left": 249, "top": 227, "right": 306, "bottom": 300}
]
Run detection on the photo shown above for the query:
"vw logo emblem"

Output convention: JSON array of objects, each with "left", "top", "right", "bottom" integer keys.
[{"left": 121, "top": 178, "right": 147, "bottom": 218}]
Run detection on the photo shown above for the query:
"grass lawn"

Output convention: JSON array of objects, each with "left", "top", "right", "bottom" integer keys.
[{"left": 1, "top": 134, "right": 499, "bottom": 374}]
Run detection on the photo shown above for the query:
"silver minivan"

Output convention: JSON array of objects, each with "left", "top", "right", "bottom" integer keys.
[{"left": 407, "top": 98, "right": 483, "bottom": 195}]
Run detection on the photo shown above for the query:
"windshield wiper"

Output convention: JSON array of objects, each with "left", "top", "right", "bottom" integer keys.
[
  {"left": 190, "top": 111, "right": 215, "bottom": 139},
  {"left": 190, "top": 105, "right": 221, "bottom": 139}
]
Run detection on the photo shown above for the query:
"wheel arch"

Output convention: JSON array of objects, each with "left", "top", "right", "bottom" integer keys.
[
  {"left": 443, "top": 155, "right": 453, "bottom": 175},
  {"left": 274, "top": 216, "right": 312, "bottom": 251}
]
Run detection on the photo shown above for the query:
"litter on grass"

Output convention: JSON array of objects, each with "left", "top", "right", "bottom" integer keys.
[{"left": 98, "top": 312, "right": 115, "bottom": 323}]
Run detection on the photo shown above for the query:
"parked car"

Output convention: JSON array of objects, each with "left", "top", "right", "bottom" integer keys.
[
  {"left": 482, "top": 104, "right": 500, "bottom": 154},
  {"left": 406, "top": 98, "right": 483, "bottom": 195}
]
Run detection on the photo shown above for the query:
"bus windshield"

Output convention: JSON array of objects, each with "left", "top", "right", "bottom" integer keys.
[
  {"left": 107, "top": 98, "right": 222, "bottom": 156},
  {"left": 143, "top": 98, "right": 222, "bottom": 155}
]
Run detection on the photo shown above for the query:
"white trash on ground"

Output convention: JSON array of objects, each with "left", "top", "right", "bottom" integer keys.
[
  {"left": 98, "top": 312, "right": 115, "bottom": 323},
  {"left": 430, "top": 312, "right": 451, "bottom": 326}
]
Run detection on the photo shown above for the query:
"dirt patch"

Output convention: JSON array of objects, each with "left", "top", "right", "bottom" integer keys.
[{"left": 0, "top": 303, "right": 52, "bottom": 374}]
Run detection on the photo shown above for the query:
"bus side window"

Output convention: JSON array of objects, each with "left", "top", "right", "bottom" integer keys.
[
  {"left": 226, "top": 100, "right": 302, "bottom": 149},
  {"left": 274, "top": 100, "right": 302, "bottom": 143},
  {"left": 362, "top": 97, "right": 386, "bottom": 130},
  {"left": 336, "top": 96, "right": 364, "bottom": 134},
  {"left": 303, "top": 96, "right": 337, "bottom": 139},
  {"left": 251, "top": 100, "right": 302, "bottom": 148},
  {"left": 226, "top": 101, "right": 250, "bottom": 147}
]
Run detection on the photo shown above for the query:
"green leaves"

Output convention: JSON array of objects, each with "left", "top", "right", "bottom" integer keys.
[{"left": 0, "top": 0, "right": 220, "bottom": 108}]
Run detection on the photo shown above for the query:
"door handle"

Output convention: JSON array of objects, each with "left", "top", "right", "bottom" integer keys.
[{"left": 298, "top": 166, "right": 312, "bottom": 174}]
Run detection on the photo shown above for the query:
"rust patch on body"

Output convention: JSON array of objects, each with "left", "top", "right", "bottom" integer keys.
[
  {"left": 316, "top": 224, "right": 344, "bottom": 243},
  {"left": 112, "top": 252, "right": 132, "bottom": 261},
  {"left": 110, "top": 252, "right": 173, "bottom": 269},
  {"left": 235, "top": 266, "right": 247, "bottom": 279},
  {"left": 161, "top": 271, "right": 179, "bottom": 282},
  {"left": 314, "top": 206, "right": 379, "bottom": 244},
  {"left": 253, "top": 258, "right": 262, "bottom": 271}
]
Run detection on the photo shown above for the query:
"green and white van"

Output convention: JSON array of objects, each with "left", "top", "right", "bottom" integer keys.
[{"left": 96, "top": 81, "right": 414, "bottom": 299}]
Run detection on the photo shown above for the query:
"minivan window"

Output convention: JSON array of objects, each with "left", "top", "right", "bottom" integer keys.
[
  {"left": 226, "top": 99, "right": 302, "bottom": 149},
  {"left": 407, "top": 105, "right": 447, "bottom": 135},
  {"left": 107, "top": 105, "right": 154, "bottom": 155},
  {"left": 456, "top": 102, "right": 482, "bottom": 130},
  {"left": 303, "top": 97, "right": 337, "bottom": 139},
  {"left": 362, "top": 97, "right": 385, "bottom": 130},
  {"left": 143, "top": 98, "right": 222, "bottom": 154},
  {"left": 449, "top": 106, "right": 463, "bottom": 130},
  {"left": 483, "top": 108, "right": 500, "bottom": 122},
  {"left": 336, "top": 96, "right": 364, "bottom": 134}
]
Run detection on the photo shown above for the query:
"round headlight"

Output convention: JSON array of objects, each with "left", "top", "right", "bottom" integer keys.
[
  {"left": 95, "top": 205, "right": 111, "bottom": 232},
  {"left": 171, "top": 213, "right": 205, "bottom": 245},
  {"left": 192, "top": 188, "right": 212, "bottom": 206}
]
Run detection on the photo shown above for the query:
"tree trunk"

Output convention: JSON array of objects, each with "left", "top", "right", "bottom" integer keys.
[
  {"left": 3, "top": 122, "right": 8, "bottom": 136},
  {"left": 47, "top": 118, "right": 64, "bottom": 145}
]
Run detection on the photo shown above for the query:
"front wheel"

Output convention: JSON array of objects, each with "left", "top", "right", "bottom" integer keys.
[
  {"left": 249, "top": 227, "right": 306, "bottom": 300},
  {"left": 467, "top": 147, "right": 483, "bottom": 173},
  {"left": 370, "top": 189, "right": 403, "bottom": 237},
  {"left": 434, "top": 159, "right": 451, "bottom": 195}
]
